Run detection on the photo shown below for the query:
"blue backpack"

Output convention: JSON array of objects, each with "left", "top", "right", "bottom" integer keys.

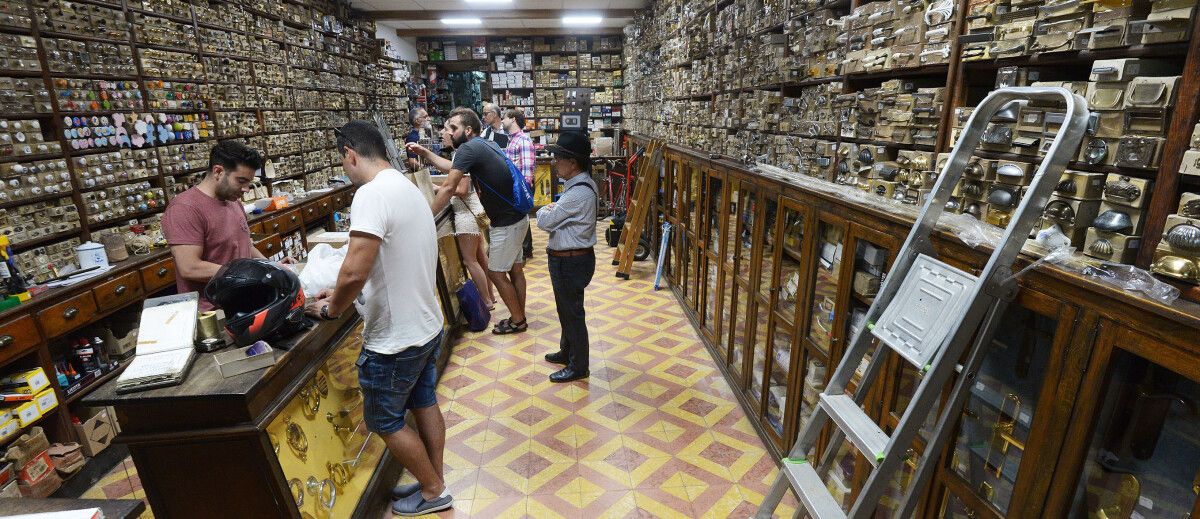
[{"left": 475, "top": 138, "right": 535, "bottom": 214}]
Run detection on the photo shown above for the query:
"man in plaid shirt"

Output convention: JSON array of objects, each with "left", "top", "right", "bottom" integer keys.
[{"left": 503, "top": 108, "right": 537, "bottom": 258}]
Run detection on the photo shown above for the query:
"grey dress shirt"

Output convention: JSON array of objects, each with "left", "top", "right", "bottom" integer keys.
[{"left": 536, "top": 173, "right": 598, "bottom": 251}]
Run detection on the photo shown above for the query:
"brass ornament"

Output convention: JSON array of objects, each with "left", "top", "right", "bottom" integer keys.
[
  {"left": 327, "top": 460, "right": 353, "bottom": 489},
  {"left": 286, "top": 420, "right": 308, "bottom": 461},
  {"left": 1151, "top": 255, "right": 1198, "bottom": 282},
  {"left": 1103, "top": 176, "right": 1141, "bottom": 203},
  {"left": 1165, "top": 224, "right": 1200, "bottom": 253},
  {"left": 1089, "top": 238, "right": 1114, "bottom": 257},
  {"left": 289, "top": 478, "right": 304, "bottom": 508}
]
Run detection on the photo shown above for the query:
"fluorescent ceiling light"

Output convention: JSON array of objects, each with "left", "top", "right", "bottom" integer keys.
[
  {"left": 562, "top": 15, "right": 603, "bottom": 26},
  {"left": 465, "top": 0, "right": 512, "bottom": 3},
  {"left": 441, "top": 17, "right": 482, "bottom": 25}
]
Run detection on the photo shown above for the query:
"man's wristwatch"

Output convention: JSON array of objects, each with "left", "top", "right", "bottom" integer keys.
[{"left": 319, "top": 303, "right": 337, "bottom": 321}]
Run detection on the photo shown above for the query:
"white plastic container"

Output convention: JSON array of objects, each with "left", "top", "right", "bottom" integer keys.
[{"left": 75, "top": 242, "right": 109, "bottom": 269}]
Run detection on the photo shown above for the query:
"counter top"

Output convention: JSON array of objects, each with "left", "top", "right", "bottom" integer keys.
[{"left": 84, "top": 311, "right": 360, "bottom": 435}]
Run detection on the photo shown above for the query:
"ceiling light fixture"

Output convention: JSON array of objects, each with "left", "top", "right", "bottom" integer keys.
[
  {"left": 562, "top": 15, "right": 604, "bottom": 26},
  {"left": 464, "top": 0, "right": 513, "bottom": 3},
  {"left": 441, "top": 17, "right": 482, "bottom": 25}
]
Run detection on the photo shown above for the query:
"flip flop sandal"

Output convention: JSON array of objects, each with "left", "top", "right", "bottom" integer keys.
[
  {"left": 492, "top": 318, "right": 511, "bottom": 331},
  {"left": 493, "top": 319, "right": 527, "bottom": 335}
]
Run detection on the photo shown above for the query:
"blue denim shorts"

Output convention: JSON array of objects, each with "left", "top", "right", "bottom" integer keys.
[{"left": 356, "top": 331, "right": 443, "bottom": 435}]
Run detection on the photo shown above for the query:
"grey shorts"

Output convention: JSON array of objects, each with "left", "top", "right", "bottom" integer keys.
[{"left": 488, "top": 218, "right": 529, "bottom": 272}]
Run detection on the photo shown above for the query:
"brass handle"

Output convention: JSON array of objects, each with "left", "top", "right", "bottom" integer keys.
[
  {"left": 272, "top": 223, "right": 280, "bottom": 231},
  {"left": 115, "top": 284, "right": 127, "bottom": 295},
  {"left": 0, "top": 335, "right": 12, "bottom": 348},
  {"left": 266, "top": 243, "right": 275, "bottom": 251},
  {"left": 290, "top": 215, "right": 298, "bottom": 222},
  {"left": 157, "top": 267, "right": 169, "bottom": 277},
  {"left": 63, "top": 307, "right": 79, "bottom": 320}
]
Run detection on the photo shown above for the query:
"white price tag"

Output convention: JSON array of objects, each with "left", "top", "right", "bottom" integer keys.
[{"left": 1138, "top": 496, "right": 1153, "bottom": 510}]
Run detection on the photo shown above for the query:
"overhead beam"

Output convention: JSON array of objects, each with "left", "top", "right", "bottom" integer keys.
[
  {"left": 394, "top": 27, "right": 625, "bottom": 37},
  {"left": 368, "top": 9, "right": 640, "bottom": 20}
]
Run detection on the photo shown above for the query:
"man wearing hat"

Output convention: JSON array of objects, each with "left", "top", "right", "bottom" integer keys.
[{"left": 537, "top": 131, "right": 598, "bottom": 382}]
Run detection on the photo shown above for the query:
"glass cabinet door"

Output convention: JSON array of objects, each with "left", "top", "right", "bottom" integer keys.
[
  {"left": 841, "top": 227, "right": 896, "bottom": 393},
  {"left": 762, "top": 197, "right": 812, "bottom": 447},
  {"left": 728, "top": 183, "right": 760, "bottom": 387},
  {"left": 720, "top": 178, "right": 742, "bottom": 369},
  {"left": 734, "top": 187, "right": 758, "bottom": 287},
  {"left": 805, "top": 216, "right": 847, "bottom": 358},
  {"left": 748, "top": 196, "right": 778, "bottom": 409},
  {"left": 706, "top": 172, "right": 725, "bottom": 253},
  {"left": 1068, "top": 348, "right": 1200, "bottom": 519},
  {"left": 947, "top": 293, "right": 1066, "bottom": 516},
  {"left": 938, "top": 487, "right": 989, "bottom": 518}
]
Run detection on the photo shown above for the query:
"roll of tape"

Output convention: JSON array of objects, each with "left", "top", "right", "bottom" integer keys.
[{"left": 197, "top": 311, "right": 221, "bottom": 339}]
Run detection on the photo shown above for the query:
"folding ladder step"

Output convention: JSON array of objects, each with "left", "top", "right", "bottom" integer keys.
[
  {"left": 871, "top": 254, "right": 978, "bottom": 369},
  {"left": 781, "top": 459, "right": 847, "bottom": 519},
  {"left": 819, "top": 394, "right": 891, "bottom": 467}
]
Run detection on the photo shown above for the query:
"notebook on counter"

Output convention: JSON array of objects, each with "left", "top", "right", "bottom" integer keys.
[{"left": 115, "top": 292, "right": 200, "bottom": 394}]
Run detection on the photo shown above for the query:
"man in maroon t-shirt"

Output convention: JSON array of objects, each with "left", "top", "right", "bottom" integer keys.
[{"left": 162, "top": 140, "right": 270, "bottom": 310}]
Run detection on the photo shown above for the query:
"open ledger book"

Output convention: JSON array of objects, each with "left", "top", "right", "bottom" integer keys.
[{"left": 115, "top": 293, "right": 199, "bottom": 394}]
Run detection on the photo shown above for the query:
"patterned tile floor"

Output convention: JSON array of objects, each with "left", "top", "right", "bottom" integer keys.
[{"left": 84, "top": 224, "right": 798, "bottom": 518}]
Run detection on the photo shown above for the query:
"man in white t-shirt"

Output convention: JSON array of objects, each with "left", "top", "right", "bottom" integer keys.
[{"left": 305, "top": 120, "right": 451, "bottom": 516}]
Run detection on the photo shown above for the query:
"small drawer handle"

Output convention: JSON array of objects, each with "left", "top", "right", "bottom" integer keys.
[
  {"left": 266, "top": 243, "right": 275, "bottom": 250},
  {"left": 63, "top": 307, "right": 79, "bottom": 320},
  {"left": 115, "top": 284, "right": 127, "bottom": 296},
  {"left": 157, "top": 267, "right": 169, "bottom": 277},
  {"left": 0, "top": 335, "right": 12, "bottom": 348},
  {"left": 290, "top": 215, "right": 298, "bottom": 222}
]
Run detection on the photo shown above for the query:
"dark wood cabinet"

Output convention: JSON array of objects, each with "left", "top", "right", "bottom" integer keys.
[{"left": 634, "top": 135, "right": 1200, "bottom": 518}]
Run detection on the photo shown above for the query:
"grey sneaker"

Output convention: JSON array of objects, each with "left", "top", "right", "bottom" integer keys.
[
  {"left": 390, "top": 482, "right": 421, "bottom": 500},
  {"left": 392, "top": 492, "right": 453, "bottom": 516}
]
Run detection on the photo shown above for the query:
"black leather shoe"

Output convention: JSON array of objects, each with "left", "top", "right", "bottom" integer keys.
[
  {"left": 549, "top": 367, "right": 589, "bottom": 383},
  {"left": 545, "top": 351, "right": 568, "bottom": 365}
]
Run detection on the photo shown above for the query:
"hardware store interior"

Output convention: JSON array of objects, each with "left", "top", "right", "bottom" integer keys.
[{"left": 2, "top": 0, "right": 1200, "bottom": 517}]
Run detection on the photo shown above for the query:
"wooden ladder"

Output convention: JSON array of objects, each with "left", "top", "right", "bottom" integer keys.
[{"left": 612, "top": 139, "right": 663, "bottom": 279}]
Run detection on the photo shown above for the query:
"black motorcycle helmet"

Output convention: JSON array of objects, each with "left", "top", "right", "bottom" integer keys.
[{"left": 204, "top": 259, "right": 306, "bottom": 347}]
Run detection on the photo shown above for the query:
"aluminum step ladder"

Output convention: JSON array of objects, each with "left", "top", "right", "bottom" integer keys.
[{"left": 755, "top": 87, "right": 1089, "bottom": 519}]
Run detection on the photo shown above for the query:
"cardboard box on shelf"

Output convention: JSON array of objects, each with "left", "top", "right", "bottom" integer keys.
[
  {"left": 0, "top": 368, "right": 50, "bottom": 395},
  {"left": 72, "top": 407, "right": 116, "bottom": 457}
]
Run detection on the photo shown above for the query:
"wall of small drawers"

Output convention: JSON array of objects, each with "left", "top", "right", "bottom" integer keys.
[
  {"left": 624, "top": 0, "right": 1200, "bottom": 292},
  {"left": 0, "top": 0, "right": 414, "bottom": 278}
]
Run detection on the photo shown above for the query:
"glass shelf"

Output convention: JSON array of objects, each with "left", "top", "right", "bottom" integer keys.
[{"left": 1069, "top": 350, "right": 1200, "bottom": 519}]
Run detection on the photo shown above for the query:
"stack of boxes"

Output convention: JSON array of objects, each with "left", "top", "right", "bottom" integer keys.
[
  {"left": 1083, "top": 174, "right": 1152, "bottom": 264},
  {"left": 785, "top": 8, "right": 843, "bottom": 81},
  {"left": 1034, "top": 169, "right": 1105, "bottom": 249},
  {"left": 964, "top": 0, "right": 1194, "bottom": 57},
  {"left": 843, "top": 0, "right": 935, "bottom": 73},
  {"left": 1151, "top": 190, "right": 1200, "bottom": 284}
]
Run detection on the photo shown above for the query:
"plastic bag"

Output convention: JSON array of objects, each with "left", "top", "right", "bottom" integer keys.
[
  {"left": 1081, "top": 262, "right": 1180, "bottom": 305},
  {"left": 298, "top": 244, "right": 346, "bottom": 298}
]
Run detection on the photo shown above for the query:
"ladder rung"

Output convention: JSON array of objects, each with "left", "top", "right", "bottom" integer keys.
[
  {"left": 820, "top": 394, "right": 891, "bottom": 467},
  {"left": 781, "top": 459, "right": 847, "bottom": 519}
]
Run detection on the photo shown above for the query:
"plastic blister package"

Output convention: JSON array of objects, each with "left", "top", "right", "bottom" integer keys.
[{"left": 1080, "top": 262, "right": 1180, "bottom": 305}]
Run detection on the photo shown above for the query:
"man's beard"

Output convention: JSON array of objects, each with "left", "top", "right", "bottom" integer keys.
[
  {"left": 216, "top": 181, "right": 242, "bottom": 201},
  {"left": 451, "top": 132, "right": 469, "bottom": 148}
]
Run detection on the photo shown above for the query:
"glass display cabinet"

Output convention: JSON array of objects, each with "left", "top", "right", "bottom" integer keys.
[
  {"left": 938, "top": 288, "right": 1078, "bottom": 518},
  {"left": 748, "top": 194, "right": 779, "bottom": 412},
  {"left": 804, "top": 214, "right": 848, "bottom": 359},
  {"left": 839, "top": 225, "right": 896, "bottom": 396},
  {"left": 1067, "top": 348, "right": 1200, "bottom": 519},
  {"left": 719, "top": 177, "right": 744, "bottom": 368},
  {"left": 701, "top": 169, "right": 727, "bottom": 343},
  {"left": 760, "top": 196, "right": 815, "bottom": 449}
]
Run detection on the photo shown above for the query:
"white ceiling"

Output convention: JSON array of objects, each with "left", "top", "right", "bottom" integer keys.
[{"left": 353, "top": 0, "right": 646, "bottom": 30}]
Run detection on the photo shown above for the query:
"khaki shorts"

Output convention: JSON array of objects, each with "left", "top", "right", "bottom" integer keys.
[{"left": 488, "top": 218, "right": 529, "bottom": 272}]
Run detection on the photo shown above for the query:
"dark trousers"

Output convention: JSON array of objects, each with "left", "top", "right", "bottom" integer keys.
[
  {"left": 523, "top": 224, "right": 534, "bottom": 256},
  {"left": 548, "top": 253, "right": 595, "bottom": 371}
]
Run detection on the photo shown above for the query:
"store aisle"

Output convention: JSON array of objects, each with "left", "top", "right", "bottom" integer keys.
[
  {"left": 81, "top": 224, "right": 798, "bottom": 518},
  {"left": 379, "top": 226, "right": 798, "bottom": 518}
]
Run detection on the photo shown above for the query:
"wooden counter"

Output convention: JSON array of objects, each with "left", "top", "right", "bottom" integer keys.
[{"left": 84, "top": 311, "right": 399, "bottom": 519}]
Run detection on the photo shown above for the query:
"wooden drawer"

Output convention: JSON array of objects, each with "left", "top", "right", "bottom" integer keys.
[
  {"left": 141, "top": 257, "right": 176, "bottom": 293},
  {"left": 250, "top": 222, "right": 265, "bottom": 234},
  {"left": 94, "top": 271, "right": 144, "bottom": 311},
  {"left": 262, "top": 213, "right": 285, "bottom": 234},
  {"left": 254, "top": 235, "right": 282, "bottom": 257},
  {"left": 37, "top": 291, "right": 97, "bottom": 339},
  {"left": 302, "top": 204, "right": 319, "bottom": 223},
  {"left": 318, "top": 198, "right": 331, "bottom": 216},
  {"left": 0, "top": 315, "right": 40, "bottom": 367},
  {"left": 279, "top": 209, "right": 302, "bottom": 233}
]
